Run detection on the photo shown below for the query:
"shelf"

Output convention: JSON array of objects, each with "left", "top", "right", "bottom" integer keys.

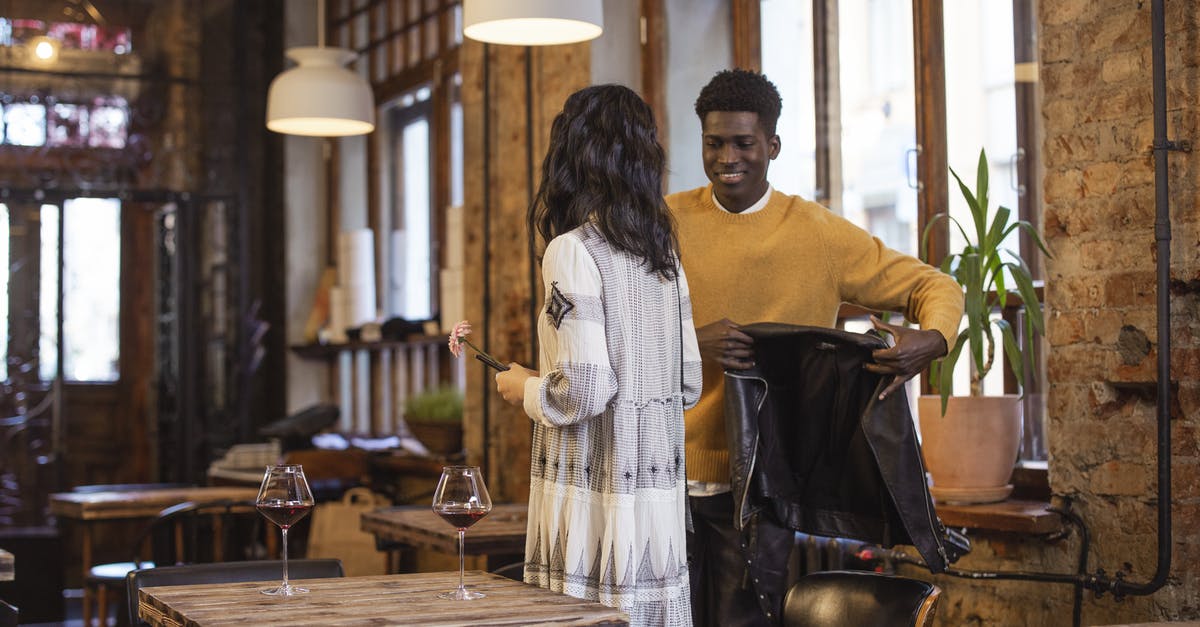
[
  {"left": 935, "top": 498, "right": 1063, "bottom": 535},
  {"left": 290, "top": 336, "right": 445, "bottom": 360}
]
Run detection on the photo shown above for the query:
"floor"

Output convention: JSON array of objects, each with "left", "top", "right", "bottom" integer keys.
[{"left": 22, "top": 588, "right": 99, "bottom": 627}]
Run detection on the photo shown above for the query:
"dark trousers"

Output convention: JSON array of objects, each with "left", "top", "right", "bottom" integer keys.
[{"left": 687, "top": 492, "right": 777, "bottom": 627}]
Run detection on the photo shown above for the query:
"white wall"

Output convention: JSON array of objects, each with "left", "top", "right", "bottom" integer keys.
[
  {"left": 283, "top": 0, "right": 330, "bottom": 413},
  {"left": 591, "top": 0, "right": 641, "bottom": 89}
]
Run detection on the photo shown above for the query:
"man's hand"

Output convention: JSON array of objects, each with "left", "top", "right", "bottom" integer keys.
[
  {"left": 696, "top": 318, "right": 755, "bottom": 370},
  {"left": 495, "top": 363, "right": 538, "bottom": 407},
  {"left": 864, "top": 315, "right": 948, "bottom": 400}
]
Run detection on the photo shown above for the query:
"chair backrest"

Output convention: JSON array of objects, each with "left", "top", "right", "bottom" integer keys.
[
  {"left": 112, "top": 498, "right": 265, "bottom": 572},
  {"left": 0, "top": 599, "right": 16, "bottom": 627},
  {"left": 781, "top": 570, "right": 941, "bottom": 627},
  {"left": 127, "top": 559, "right": 344, "bottom": 626}
]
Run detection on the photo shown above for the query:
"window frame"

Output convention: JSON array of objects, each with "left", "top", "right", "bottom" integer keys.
[
  {"left": 328, "top": 0, "right": 462, "bottom": 324},
  {"left": 739, "top": 0, "right": 1047, "bottom": 462}
]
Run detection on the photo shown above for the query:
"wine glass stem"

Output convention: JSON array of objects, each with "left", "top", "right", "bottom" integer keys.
[
  {"left": 457, "top": 528, "right": 466, "bottom": 592},
  {"left": 282, "top": 527, "right": 290, "bottom": 589}
]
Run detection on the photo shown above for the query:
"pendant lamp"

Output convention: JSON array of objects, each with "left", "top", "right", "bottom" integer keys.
[
  {"left": 266, "top": 0, "right": 375, "bottom": 136},
  {"left": 463, "top": 0, "right": 603, "bottom": 46}
]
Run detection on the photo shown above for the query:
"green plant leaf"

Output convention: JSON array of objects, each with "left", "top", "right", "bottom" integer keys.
[
  {"left": 938, "top": 331, "right": 969, "bottom": 414},
  {"left": 975, "top": 149, "right": 990, "bottom": 231},
  {"left": 1005, "top": 258, "right": 1044, "bottom": 334},
  {"left": 995, "top": 318, "right": 1025, "bottom": 390},
  {"left": 986, "top": 206, "right": 1011, "bottom": 254}
]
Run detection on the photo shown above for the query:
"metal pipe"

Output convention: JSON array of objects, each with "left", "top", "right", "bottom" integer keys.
[{"left": 1114, "top": 0, "right": 1174, "bottom": 598}]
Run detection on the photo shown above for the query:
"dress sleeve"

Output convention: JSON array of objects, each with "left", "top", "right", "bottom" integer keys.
[
  {"left": 521, "top": 234, "right": 619, "bottom": 427},
  {"left": 677, "top": 264, "right": 703, "bottom": 409}
]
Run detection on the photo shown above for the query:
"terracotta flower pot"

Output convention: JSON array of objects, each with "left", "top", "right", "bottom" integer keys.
[
  {"left": 407, "top": 420, "right": 463, "bottom": 456},
  {"left": 917, "top": 395, "right": 1022, "bottom": 505}
]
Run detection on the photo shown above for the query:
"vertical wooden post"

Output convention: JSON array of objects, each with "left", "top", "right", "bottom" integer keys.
[{"left": 461, "top": 41, "right": 591, "bottom": 502}]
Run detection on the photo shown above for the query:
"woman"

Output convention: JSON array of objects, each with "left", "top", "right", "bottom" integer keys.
[{"left": 494, "top": 84, "right": 702, "bottom": 627}]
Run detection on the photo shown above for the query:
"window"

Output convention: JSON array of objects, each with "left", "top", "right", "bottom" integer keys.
[
  {"left": 757, "top": 0, "right": 1045, "bottom": 460},
  {"left": 1, "top": 199, "right": 120, "bottom": 384},
  {"left": 330, "top": 0, "right": 464, "bottom": 327},
  {"left": 388, "top": 88, "right": 434, "bottom": 320}
]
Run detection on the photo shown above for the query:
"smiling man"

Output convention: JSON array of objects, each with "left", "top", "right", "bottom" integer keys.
[{"left": 666, "top": 69, "right": 964, "bottom": 626}]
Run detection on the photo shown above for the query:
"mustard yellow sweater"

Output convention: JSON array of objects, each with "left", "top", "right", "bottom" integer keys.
[{"left": 666, "top": 185, "right": 964, "bottom": 483}]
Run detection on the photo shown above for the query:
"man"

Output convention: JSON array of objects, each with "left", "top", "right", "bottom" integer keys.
[{"left": 666, "top": 69, "right": 964, "bottom": 626}]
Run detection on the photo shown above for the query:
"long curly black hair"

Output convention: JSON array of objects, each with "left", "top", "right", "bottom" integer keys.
[
  {"left": 530, "top": 84, "right": 678, "bottom": 280},
  {"left": 694, "top": 69, "right": 783, "bottom": 135}
]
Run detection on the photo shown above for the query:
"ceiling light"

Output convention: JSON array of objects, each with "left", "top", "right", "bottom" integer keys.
[
  {"left": 30, "top": 36, "right": 60, "bottom": 62},
  {"left": 463, "top": 0, "right": 603, "bottom": 46},
  {"left": 266, "top": 0, "right": 375, "bottom": 137}
]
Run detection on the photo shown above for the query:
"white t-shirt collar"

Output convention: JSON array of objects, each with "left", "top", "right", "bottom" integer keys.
[{"left": 712, "top": 184, "right": 773, "bottom": 215}]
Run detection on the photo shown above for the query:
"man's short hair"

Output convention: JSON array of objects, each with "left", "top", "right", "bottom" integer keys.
[{"left": 694, "top": 69, "right": 783, "bottom": 136}]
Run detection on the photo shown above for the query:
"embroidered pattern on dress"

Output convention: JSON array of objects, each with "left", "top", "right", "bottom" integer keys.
[{"left": 546, "top": 281, "right": 575, "bottom": 329}]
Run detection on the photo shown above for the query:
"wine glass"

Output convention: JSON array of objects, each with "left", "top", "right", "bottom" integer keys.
[
  {"left": 256, "top": 464, "right": 315, "bottom": 596},
  {"left": 432, "top": 465, "right": 493, "bottom": 600}
]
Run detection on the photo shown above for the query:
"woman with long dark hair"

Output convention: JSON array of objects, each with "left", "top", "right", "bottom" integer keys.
[{"left": 495, "top": 84, "right": 702, "bottom": 627}]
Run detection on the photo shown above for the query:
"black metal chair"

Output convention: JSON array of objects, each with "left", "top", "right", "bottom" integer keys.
[
  {"left": 781, "top": 570, "right": 942, "bottom": 627},
  {"left": 85, "top": 499, "right": 261, "bottom": 627},
  {"left": 491, "top": 561, "right": 524, "bottom": 581},
  {"left": 0, "top": 599, "right": 16, "bottom": 627},
  {"left": 126, "top": 559, "right": 345, "bottom": 626}
]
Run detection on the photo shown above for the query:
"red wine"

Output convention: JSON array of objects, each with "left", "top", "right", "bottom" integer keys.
[
  {"left": 434, "top": 506, "right": 489, "bottom": 529},
  {"left": 257, "top": 500, "right": 313, "bottom": 529}
]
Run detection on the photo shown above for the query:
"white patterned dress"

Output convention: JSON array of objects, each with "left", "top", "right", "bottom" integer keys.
[{"left": 520, "top": 224, "right": 703, "bottom": 627}]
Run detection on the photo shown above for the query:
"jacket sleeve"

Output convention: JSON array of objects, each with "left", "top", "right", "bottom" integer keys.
[
  {"left": 827, "top": 214, "right": 964, "bottom": 346},
  {"left": 678, "top": 264, "right": 703, "bottom": 409},
  {"left": 522, "top": 234, "right": 619, "bottom": 427}
]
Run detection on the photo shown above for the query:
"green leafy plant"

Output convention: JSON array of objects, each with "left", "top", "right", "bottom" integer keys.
[
  {"left": 921, "top": 148, "right": 1051, "bottom": 412},
  {"left": 404, "top": 386, "right": 464, "bottom": 423}
]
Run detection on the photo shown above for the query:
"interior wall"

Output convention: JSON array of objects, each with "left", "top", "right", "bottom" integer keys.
[
  {"left": 591, "top": 0, "right": 641, "bottom": 89},
  {"left": 282, "top": 0, "right": 332, "bottom": 414}
]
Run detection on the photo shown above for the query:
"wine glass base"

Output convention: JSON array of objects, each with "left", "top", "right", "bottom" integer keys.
[
  {"left": 261, "top": 584, "right": 310, "bottom": 596},
  {"left": 438, "top": 588, "right": 485, "bottom": 600}
]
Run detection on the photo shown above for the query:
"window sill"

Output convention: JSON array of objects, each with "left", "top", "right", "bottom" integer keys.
[{"left": 935, "top": 498, "right": 1062, "bottom": 535}]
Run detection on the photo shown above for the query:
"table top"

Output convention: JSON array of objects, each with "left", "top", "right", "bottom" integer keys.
[
  {"left": 0, "top": 548, "right": 12, "bottom": 581},
  {"left": 361, "top": 503, "right": 527, "bottom": 555},
  {"left": 138, "top": 570, "right": 628, "bottom": 626},
  {"left": 49, "top": 486, "right": 261, "bottom": 521}
]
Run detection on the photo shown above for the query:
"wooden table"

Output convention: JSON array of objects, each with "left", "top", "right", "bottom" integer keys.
[
  {"left": 50, "top": 486, "right": 261, "bottom": 625},
  {"left": 361, "top": 502, "right": 527, "bottom": 556},
  {"left": 0, "top": 548, "right": 12, "bottom": 581},
  {"left": 138, "top": 571, "right": 629, "bottom": 626}
]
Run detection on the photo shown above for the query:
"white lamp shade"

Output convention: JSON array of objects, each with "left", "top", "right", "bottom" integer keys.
[
  {"left": 266, "top": 47, "right": 375, "bottom": 137},
  {"left": 463, "top": 0, "right": 603, "bottom": 46}
]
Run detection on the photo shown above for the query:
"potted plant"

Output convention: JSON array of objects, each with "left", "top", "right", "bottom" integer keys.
[
  {"left": 404, "top": 386, "right": 464, "bottom": 456},
  {"left": 917, "top": 148, "right": 1051, "bottom": 504}
]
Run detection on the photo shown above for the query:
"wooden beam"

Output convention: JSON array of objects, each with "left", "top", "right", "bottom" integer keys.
[
  {"left": 731, "top": 0, "right": 761, "bottom": 72},
  {"left": 640, "top": 0, "right": 669, "bottom": 165}
]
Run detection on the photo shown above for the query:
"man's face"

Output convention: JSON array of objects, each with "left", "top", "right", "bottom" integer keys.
[{"left": 701, "top": 111, "right": 780, "bottom": 213}]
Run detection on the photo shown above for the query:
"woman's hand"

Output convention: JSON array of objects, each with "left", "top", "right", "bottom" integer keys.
[{"left": 495, "top": 363, "right": 538, "bottom": 406}]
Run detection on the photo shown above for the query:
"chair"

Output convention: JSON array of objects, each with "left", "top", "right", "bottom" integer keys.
[
  {"left": 84, "top": 499, "right": 261, "bottom": 627},
  {"left": 0, "top": 599, "right": 17, "bottom": 627},
  {"left": 781, "top": 570, "right": 941, "bottom": 627},
  {"left": 491, "top": 561, "right": 524, "bottom": 581},
  {"left": 126, "top": 559, "right": 344, "bottom": 626}
]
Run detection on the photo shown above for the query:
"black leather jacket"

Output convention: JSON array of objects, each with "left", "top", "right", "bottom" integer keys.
[{"left": 723, "top": 323, "right": 963, "bottom": 618}]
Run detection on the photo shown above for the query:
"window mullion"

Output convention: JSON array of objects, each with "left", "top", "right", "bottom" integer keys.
[{"left": 912, "top": 0, "right": 949, "bottom": 268}]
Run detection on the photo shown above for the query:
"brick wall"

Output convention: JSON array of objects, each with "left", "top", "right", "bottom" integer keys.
[{"left": 903, "top": 2, "right": 1200, "bottom": 624}]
